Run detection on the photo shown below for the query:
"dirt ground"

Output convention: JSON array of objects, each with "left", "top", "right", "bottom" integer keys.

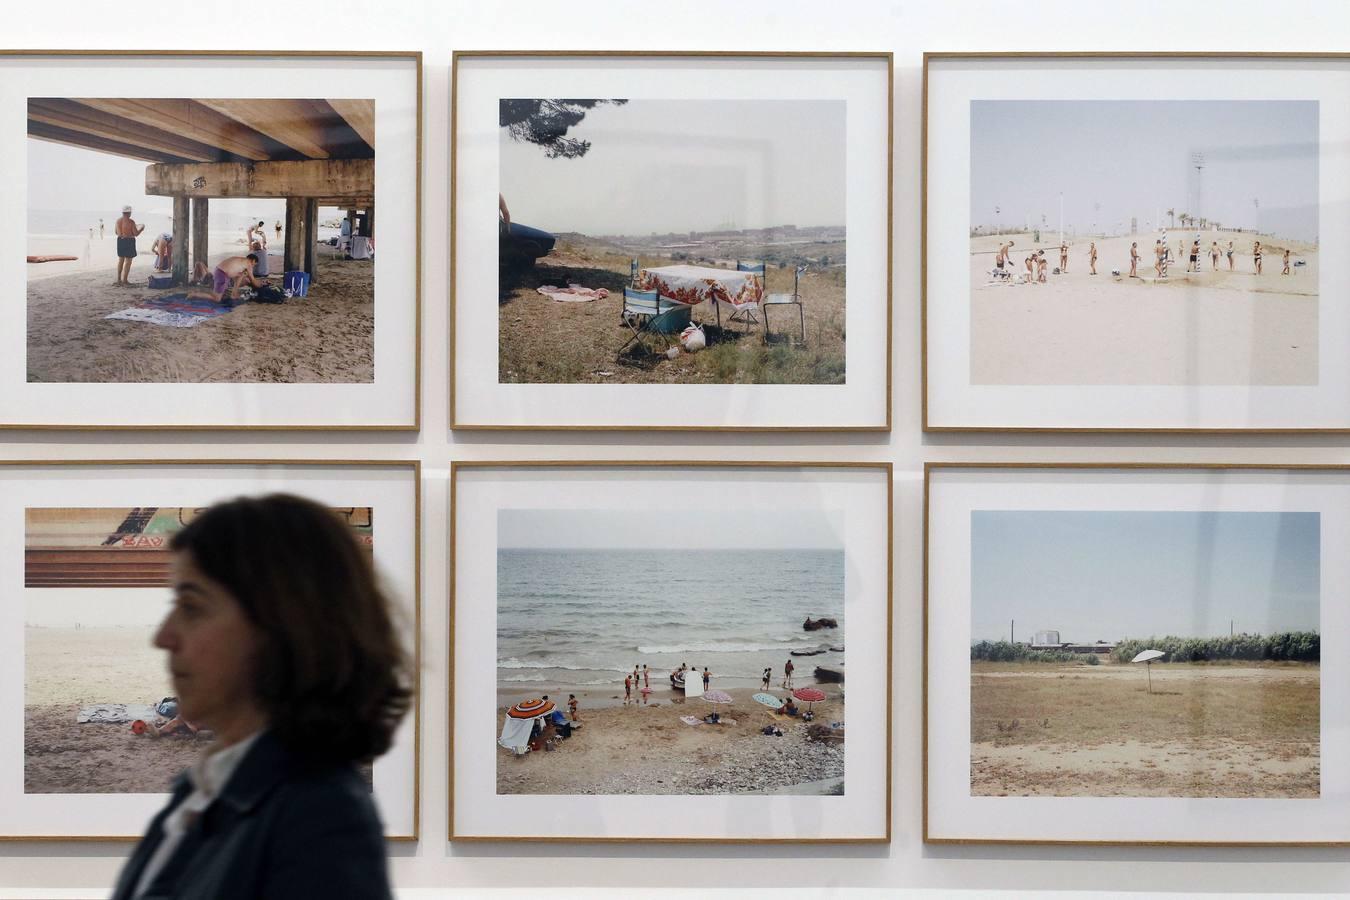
[
  {"left": 27, "top": 252, "right": 373, "bottom": 383},
  {"left": 498, "top": 241, "right": 847, "bottom": 384},
  {"left": 970, "top": 661, "right": 1320, "bottom": 798}
]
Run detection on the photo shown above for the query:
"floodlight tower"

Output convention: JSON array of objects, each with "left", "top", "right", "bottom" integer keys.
[{"left": 1191, "top": 151, "right": 1205, "bottom": 228}]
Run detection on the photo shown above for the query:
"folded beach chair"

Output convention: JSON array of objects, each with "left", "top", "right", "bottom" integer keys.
[{"left": 617, "top": 287, "right": 684, "bottom": 359}]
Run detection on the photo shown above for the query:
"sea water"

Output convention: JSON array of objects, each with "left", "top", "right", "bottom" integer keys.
[{"left": 497, "top": 548, "right": 845, "bottom": 691}]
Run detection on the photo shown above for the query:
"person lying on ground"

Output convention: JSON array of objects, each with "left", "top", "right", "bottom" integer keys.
[{"left": 151, "top": 715, "right": 202, "bottom": 738}]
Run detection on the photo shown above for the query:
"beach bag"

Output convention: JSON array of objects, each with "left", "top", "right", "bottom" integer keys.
[
  {"left": 679, "top": 324, "right": 706, "bottom": 352},
  {"left": 156, "top": 697, "right": 179, "bottom": 718},
  {"left": 253, "top": 284, "right": 288, "bottom": 304}
]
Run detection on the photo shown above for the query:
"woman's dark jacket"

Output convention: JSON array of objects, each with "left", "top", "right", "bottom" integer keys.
[{"left": 110, "top": 730, "right": 392, "bottom": 900}]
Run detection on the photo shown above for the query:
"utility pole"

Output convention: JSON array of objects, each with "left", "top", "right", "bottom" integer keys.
[
  {"left": 1011, "top": 619, "right": 1015, "bottom": 644},
  {"left": 1058, "top": 192, "right": 1064, "bottom": 245},
  {"left": 1191, "top": 151, "right": 1205, "bottom": 226}
]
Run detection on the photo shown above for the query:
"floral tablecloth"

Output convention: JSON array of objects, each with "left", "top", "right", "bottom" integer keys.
[{"left": 635, "top": 264, "right": 763, "bottom": 310}]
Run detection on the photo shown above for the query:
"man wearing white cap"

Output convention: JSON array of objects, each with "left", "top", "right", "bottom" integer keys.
[{"left": 113, "top": 205, "right": 144, "bottom": 286}]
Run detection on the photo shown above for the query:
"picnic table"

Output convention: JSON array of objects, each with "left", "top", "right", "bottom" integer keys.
[{"left": 635, "top": 264, "right": 764, "bottom": 313}]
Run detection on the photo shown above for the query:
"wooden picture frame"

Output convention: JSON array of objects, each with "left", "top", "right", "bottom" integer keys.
[
  {"left": 926, "top": 462, "right": 1341, "bottom": 845},
  {"left": 1, "top": 459, "right": 420, "bottom": 840},
  {"left": 452, "top": 51, "right": 892, "bottom": 431},
  {"left": 3, "top": 50, "right": 421, "bottom": 430},
  {"left": 924, "top": 52, "right": 1348, "bottom": 432},
  {"left": 450, "top": 460, "right": 892, "bottom": 842}
]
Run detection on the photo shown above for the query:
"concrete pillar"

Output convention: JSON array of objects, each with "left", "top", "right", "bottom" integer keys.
[
  {"left": 191, "top": 198, "right": 209, "bottom": 277},
  {"left": 284, "top": 198, "right": 305, "bottom": 274},
  {"left": 304, "top": 199, "right": 318, "bottom": 280},
  {"left": 171, "top": 195, "right": 189, "bottom": 285}
]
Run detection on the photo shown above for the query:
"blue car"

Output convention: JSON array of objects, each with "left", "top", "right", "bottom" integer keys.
[{"left": 500, "top": 221, "right": 556, "bottom": 268}]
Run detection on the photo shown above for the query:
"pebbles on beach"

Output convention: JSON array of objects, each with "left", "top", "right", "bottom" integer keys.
[{"left": 496, "top": 689, "right": 845, "bottom": 796}]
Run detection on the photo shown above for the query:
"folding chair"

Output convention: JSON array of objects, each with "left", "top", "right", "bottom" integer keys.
[
  {"left": 763, "top": 264, "right": 807, "bottom": 343},
  {"left": 617, "top": 287, "right": 684, "bottom": 359},
  {"left": 716, "top": 260, "right": 764, "bottom": 332}
]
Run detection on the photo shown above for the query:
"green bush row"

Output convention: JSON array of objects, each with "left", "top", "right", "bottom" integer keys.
[
  {"left": 970, "top": 640, "right": 1096, "bottom": 664},
  {"left": 1111, "top": 631, "right": 1319, "bottom": 664}
]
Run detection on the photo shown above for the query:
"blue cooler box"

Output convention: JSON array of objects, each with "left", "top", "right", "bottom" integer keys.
[
  {"left": 148, "top": 273, "right": 173, "bottom": 289},
  {"left": 283, "top": 271, "right": 310, "bottom": 297}
]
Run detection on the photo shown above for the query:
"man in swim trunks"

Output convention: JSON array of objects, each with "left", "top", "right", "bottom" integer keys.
[
  {"left": 150, "top": 233, "right": 172, "bottom": 272},
  {"left": 1088, "top": 241, "right": 1098, "bottom": 275},
  {"left": 1129, "top": 242, "right": 1139, "bottom": 278},
  {"left": 113, "top": 205, "right": 144, "bottom": 286},
  {"left": 186, "top": 253, "right": 264, "bottom": 304},
  {"left": 996, "top": 240, "right": 1014, "bottom": 270},
  {"left": 1188, "top": 239, "right": 1200, "bottom": 273}
]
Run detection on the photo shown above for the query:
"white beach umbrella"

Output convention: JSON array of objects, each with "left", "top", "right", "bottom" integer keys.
[{"left": 1130, "top": 649, "right": 1166, "bottom": 693}]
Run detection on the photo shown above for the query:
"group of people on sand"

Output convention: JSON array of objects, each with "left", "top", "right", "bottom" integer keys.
[
  {"left": 996, "top": 236, "right": 1295, "bottom": 283},
  {"left": 110, "top": 206, "right": 279, "bottom": 304},
  {"left": 626, "top": 663, "right": 656, "bottom": 705}
]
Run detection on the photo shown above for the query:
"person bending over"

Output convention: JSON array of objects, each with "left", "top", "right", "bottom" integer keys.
[{"left": 187, "top": 254, "right": 263, "bottom": 304}]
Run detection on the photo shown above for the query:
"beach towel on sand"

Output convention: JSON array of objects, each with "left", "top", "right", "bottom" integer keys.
[
  {"left": 498, "top": 716, "right": 534, "bottom": 754},
  {"left": 537, "top": 284, "right": 610, "bottom": 302},
  {"left": 680, "top": 716, "right": 704, "bottom": 726},
  {"left": 77, "top": 703, "right": 159, "bottom": 724},
  {"left": 105, "top": 292, "right": 238, "bottom": 328}
]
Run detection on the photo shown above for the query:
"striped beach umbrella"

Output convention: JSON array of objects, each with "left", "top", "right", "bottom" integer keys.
[
  {"left": 702, "top": 690, "right": 733, "bottom": 705},
  {"left": 507, "top": 698, "right": 555, "bottom": 719},
  {"left": 792, "top": 687, "right": 826, "bottom": 712}
]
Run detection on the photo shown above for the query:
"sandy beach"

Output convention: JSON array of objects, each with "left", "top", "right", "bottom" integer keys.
[
  {"left": 26, "top": 237, "right": 373, "bottom": 383},
  {"left": 969, "top": 231, "right": 1318, "bottom": 385},
  {"left": 970, "top": 661, "right": 1319, "bottom": 798},
  {"left": 24, "top": 625, "right": 202, "bottom": 794},
  {"left": 496, "top": 685, "right": 844, "bottom": 796}
]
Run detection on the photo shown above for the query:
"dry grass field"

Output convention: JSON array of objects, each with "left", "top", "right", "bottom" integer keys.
[
  {"left": 970, "top": 660, "right": 1319, "bottom": 798},
  {"left": 498, "top": 240, "right": 846, "bottom": 384}
]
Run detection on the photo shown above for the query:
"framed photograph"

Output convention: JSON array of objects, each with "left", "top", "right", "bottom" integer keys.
[
  {"left": 924, "top": 53, "right": 1350, "bottom": 432},
  {"left": 2, "top": 50, "right": 421, "bottom": 430},
  {"left": 450, "top": 461, "right": 891, "bottom": 842},
  {"left": 451, "top": 52, "right": 892, "bottom": 431},
  {"left": 925, "top": 462, "right": 1346, "bottom": 845},
  {"left": 1, "top": 459, "right": 420, "bottom": 840}
]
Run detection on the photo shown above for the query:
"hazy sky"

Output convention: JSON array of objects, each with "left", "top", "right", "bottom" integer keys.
[
  {"left": 970, "top": 100, "right": 1319, "bottom": 242},
  {"left": 971, "top": 510, "right": 1320, "bottom": 642},
  {"left": 499, "top": 508, "right": 844, "bottom": 551},
  {"left": 499, "top": 99, "right": 846, "bottom": 236},
  {"left": 28, "top": 138, "right": 287, "bottom": 227}
]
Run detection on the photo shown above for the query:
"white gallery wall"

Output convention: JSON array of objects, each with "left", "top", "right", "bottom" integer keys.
[{"left": 6, "top": 0, "right": 1350, "bottom": 894}]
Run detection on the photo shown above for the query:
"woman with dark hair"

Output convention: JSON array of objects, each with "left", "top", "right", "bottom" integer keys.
[{"left": 111, "top": 494, "right": 412, "bottom": 900}]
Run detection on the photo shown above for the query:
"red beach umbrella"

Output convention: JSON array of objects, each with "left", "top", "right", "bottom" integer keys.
[
  {"left": 792, "top": 687, "right": 826, "bottom": 712},
  {"left": 507, "top": 698, "right": 555, "bottom": 719}
]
